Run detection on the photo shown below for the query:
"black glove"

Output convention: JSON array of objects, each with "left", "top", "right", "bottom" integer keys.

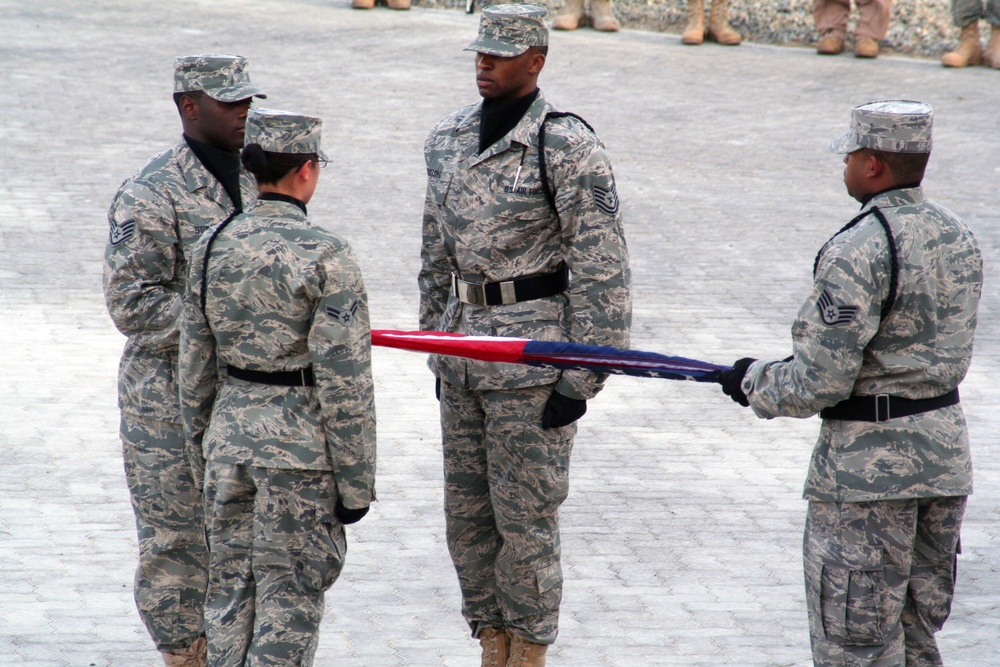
[
  {"left": 542, "top": 391, "right": 587, "bottom": 428},
  {"left": 335, "top": 500, "right": 370, "bottom": 525},
  {"left": 435, "top": 377, "right": 441, "bottom": 401},
  {"left": 717, "top": 357, "right": 756, "bottom": 407}
]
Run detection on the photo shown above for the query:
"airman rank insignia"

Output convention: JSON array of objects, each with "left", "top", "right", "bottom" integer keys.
[
  {"left": 326, "top": 299, "right": 360, "bottom": 325},
  {"left": 817, "top": 289, "right": 859, "bottom": 326},
  {"left": 109, "top": 218, "right": 135, "bottom": 246},
  {"left": 593, "top": 182, "right": 619, "bottom": 216}
]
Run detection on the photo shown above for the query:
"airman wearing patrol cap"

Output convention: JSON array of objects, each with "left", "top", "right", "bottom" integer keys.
[
  {"left": 179, "top": 106, "right": 375, "bottom": 667},
  {"left": 104, "top": 54, "right": 266, "bottom": 667},
  {"left": 717, "top": 100, "right": 982, "bottom": 667},
  {"left": 420, "top": 5, "right": 631, "bottom": 666}
]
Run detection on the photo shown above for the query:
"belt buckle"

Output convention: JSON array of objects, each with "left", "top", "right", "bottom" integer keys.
[
  {"left": 452, "top": 273, "right": 487, "bottom": 306},
  {"left": 875, "top": 394, "right": 891, "bottom": 422}
]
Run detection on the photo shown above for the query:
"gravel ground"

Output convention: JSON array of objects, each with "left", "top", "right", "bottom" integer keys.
[{"left": 414, "top": 0, "right": 965, "bottom": 59}]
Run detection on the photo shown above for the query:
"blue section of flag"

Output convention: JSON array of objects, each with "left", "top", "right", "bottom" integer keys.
[{"left": 520, "top": 340, "right": 729, "bottom": 382}]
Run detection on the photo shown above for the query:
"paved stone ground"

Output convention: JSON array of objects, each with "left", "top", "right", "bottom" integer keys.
[{"left": 1, "top": 1, "right": 998, "bottom": 666}]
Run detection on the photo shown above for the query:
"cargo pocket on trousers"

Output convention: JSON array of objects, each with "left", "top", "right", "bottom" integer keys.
[
  {"left": 820, "top": 562, "right": 887, "bottom": 646},
  {"left": 535, "top": 560, "right": 563, "bottom": 606}
]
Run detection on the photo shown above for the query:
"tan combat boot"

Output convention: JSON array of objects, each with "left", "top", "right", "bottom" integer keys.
[
  {"left": 590, "top": 0, "right": 621, "bottom": 31},
  {"left": 387, "top": 0, "right": 411, "bottom": 8},
  {"left": 854, "top": 35, "right": 880, "bottom": 58},
  {"left": 942, "top": 22, "right": 982, "bottom": 66},
  {"left": 816, "top": 31, "right": 844, "bottom": 54},
  {"left": 161, "top": 637, "right": 207, "bottom": 667},
  {"left": 507, "top": 634, "right": 548, "bottom": 667},
  {"left": 983, "top": 24, "right": 1000, "bottom": 67},
  {"left": 707, "top": 0, "right": 741, "bottom": 45},
  {"left": 553, "top": 0, "right": 587, "bottom": 30},
  {"left": 479, "top": 627, "right": 510, "bottom": 667},
  {"left": 681, "top": 0, "right": 705, "bottom": 45},
  {"left": 351, "top": 0, "right": 376, "bottom": 8}
]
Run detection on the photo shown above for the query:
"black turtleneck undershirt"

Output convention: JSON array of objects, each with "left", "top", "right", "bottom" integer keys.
[
  {"left": 184, "top": 134, "right": 244, "bottom": 212},
  {"left": 479, "top": 88, "right": 540, "bottom": 155}
]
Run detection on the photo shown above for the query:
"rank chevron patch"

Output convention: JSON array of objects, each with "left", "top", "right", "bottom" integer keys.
[
  {"left": 109, "top": 218, "right": 135, "bottom": 246},
  {"left": 817, "top": 289, "right": 859, "bottom": 326},
  {"left": 593, "top": 183, "right": 619, "bottom": 216},
  {"left": 326, "top": 299, "right": 360, "bottom": 325}
]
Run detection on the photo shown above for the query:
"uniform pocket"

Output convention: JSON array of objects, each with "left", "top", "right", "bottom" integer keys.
[
  {"left": 259, "top": 471, "right": 346, "bottom": 595},
  {"left": 536, "top": 560, "right": 562, "bottom": 595},
  {"left": 820, "top": 561, "right": 887, "bottom": 646}
]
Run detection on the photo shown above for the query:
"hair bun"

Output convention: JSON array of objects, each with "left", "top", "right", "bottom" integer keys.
[{"left": 240, "top": 143, "right": 268, "bottom": 172}]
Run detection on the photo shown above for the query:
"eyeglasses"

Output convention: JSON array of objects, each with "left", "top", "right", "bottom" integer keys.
[{"left": 316, "top": 156, "right": 328, "bottom": 169}]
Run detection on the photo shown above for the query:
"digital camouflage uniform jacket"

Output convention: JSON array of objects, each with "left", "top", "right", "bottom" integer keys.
[
  {"left": 743, "top": 187, "right": 983, "bottom": 502},
  {"left": 419, "top": 91, "right": 632, "bottom": 400},
  {"left": 105, "top": 138, "right": 256, "bottom": 423},
  {"left": 179, "top": 198, "right": 376, "bottom": 509}
]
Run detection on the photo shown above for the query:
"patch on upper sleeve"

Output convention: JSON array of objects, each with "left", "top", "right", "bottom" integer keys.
[
  {"left": 109, "top": 218, "right": 135, "bottom": 246},
  {"left": 593, "top": 182, "right": 619, "bottom": 216},
  {"left": 326, "top": 299, "right": 360, "bottom": 325},
  {"left": 817, "top": 289, "right": 859, "bottom": 326}
]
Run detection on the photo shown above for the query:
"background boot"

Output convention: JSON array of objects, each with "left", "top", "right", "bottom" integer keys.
[
  {"left": 553, "top": 0, "right": 587, "bottom": 30},
  {"left": 817, "top": 31, "right": 844, "bottom": 54},
  {"left": 161, "top": 637, "right": 206, "bottom": 667},
  {"left": 590, "top": 0, "right": 621, "bottom": 31},
  {"left": 942, "top": 22, "right": 982, "bottom": 67},
  {"left": 507, "top": 635, "right": 548, "bottom": 667},
  {"left": 479, "top": 627, "right": 510, "bottom": 667},
  {"left": 681, "top": 0, "right": 705, "bottom": 44},
  {"left": 707, "top": 0, "right": 741, "bottom": 45},
  {"left": 854, "top": 36, "right": 880, "bottom": 58},
  {"left": 386, "top": 0, "right": 411, "bottom": 8},
  {"left": 351, "top": 0, "right": 375, "bottom": 8},
  {"left": 984, "top": 24, "right": 1000, "bottom": 67}
]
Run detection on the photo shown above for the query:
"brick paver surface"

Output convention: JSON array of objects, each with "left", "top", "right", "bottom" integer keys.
[{"left": 1, "top": 2, "right": 998, "bottom": 665}]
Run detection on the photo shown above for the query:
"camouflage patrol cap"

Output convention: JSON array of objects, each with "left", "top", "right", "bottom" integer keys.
[
  {"left": 244, "top": 108, "right": 327, "bottom": 160},
  {"left": 830, "top": 100, "right": 933, "bottom": 154},
  {"left": 465, "top": 4, "right": 548, "bottom": 57},
  {"left": 173, "top": 54, "right": 266, "bottom": 103}
]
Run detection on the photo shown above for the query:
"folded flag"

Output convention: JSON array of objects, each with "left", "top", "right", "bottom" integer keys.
[{"left": 371, "top": 330, "right": 729, "bottom": 382}]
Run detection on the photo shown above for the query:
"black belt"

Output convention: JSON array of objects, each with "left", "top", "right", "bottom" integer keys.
[
  {"left": 226, "top": 365, "right": 315, "bottom": 387},
  {"left": 820, "top": 388, "right": 959, "bottom": 422},
  {"left": 451, "top": 263, "right": 569, "bottom": 307}
]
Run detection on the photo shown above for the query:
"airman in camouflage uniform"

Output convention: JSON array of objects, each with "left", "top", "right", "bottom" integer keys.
[
  {"left": 718, "top": 101, "right": 983, "bottom": 667},
  {"left": 179, "top": 108, "right": 376, "bottom": 667},
  {"left": 419, "top": 6, "right": 631, "bottom": 665},
  {"left": 104, "top": 54, "right": 265, "bottom": 667}
]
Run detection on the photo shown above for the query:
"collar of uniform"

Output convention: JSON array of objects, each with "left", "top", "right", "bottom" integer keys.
[
  {"left": 464, "top": 90, "right": 553, "bottom": 168},
  {"left": 174, "top": 137, "right": 256, "bottom": 209},
  {"left": 173, "top": 136, "right": 243, "bottom": 213},
  {"left": 249, "top": 194, "right": 309, "bottom": 218},
  {"left": 862, "top": 185, "right": 926, "bottom": 212}
]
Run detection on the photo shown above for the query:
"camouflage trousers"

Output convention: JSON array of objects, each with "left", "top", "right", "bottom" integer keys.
[
  {"left": 950, "top": 0, "right": 1000, "bottom": 28},
  {"left": 440, "top": 381, "right": 576, "bottom": 645},
  {"left": 120, "top": 415, "right": 208, "bottom": 652},
  {"left": 804, "top": 497, "right": 966, "bottom": 667},
  {"left": 203, "top": 462, "right": 347, "bottom": 667}
]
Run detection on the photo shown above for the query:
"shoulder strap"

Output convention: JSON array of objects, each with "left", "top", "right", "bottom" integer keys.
[
  {"left": 813, "top": 205, "right": 898, "bottom": 321},
  {"left": 538, "top": 111, "right": 596, "bottom": 221},
  {"left": 200, "top": 209, "right": 241, "bottom": 320}
]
